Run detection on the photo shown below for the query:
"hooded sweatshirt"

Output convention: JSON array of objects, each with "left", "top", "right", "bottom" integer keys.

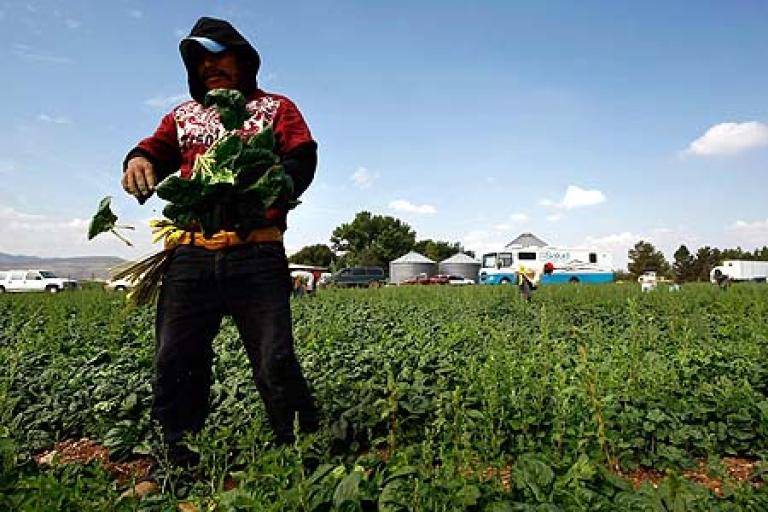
[{"left": 124, "top": 17, "right": 317, "bottom": 232}]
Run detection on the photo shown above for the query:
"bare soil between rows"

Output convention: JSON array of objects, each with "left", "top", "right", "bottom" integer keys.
[{"left": 36, "top": 438, "right": 764, "bottom": 498}]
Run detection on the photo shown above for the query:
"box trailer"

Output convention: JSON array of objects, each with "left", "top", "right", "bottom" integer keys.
[{"left": 710, "top": 260, "right": 768, "bottom": 283}]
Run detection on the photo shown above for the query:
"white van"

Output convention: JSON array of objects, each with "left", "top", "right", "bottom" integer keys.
[{"left": 0, "top": 270, "right": 78, "bottom": 293}]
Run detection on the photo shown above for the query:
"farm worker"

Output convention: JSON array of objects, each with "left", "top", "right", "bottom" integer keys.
[
  {"left": 712, "top": 269, "right": 731, "bottom": 289},
  {"left": 293, "top": 274, "right": 303, "bottom": 297},
  {"left": 517, "top": 265, "right": 536, "bottom": 302},
  {"left": 121, "top": 17, "right": 319, "bottom": 468}
]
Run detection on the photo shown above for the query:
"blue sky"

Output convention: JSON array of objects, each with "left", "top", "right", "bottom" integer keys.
[{"left": 1, "top": 0, "right": 767, "bottom": 269}]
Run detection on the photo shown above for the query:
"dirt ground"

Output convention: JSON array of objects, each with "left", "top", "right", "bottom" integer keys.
[{"left": 36, "top": 438, "right": 764, "bottom": 499}]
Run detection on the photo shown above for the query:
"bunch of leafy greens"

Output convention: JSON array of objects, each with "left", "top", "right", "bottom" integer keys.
[
  {"left": 87, "top": 196, "right": 134, "bottom": 246},
  {"left": 155, "top": 88, "right": 296, "bottom": 239}
]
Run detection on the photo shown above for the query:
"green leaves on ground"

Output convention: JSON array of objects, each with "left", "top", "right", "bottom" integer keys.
[{"left": 3, "top": 284, "right": 768, "bottom": 509}]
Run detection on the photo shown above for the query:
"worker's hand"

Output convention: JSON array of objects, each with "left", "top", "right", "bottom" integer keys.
[{"left": 122, "top": 156, "right": 156, "bottom": 203}]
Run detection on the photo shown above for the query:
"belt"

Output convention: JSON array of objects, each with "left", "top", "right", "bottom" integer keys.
[
  {"left": 149, "top": 220, "right": 283, "bottom": 251},
  {"left": 171, "top": 227, "right": 283, "bottom": 251}
]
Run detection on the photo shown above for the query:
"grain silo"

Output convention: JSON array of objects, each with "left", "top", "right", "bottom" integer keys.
[
  {"left": 439, "top": 253, "right": 481, "bottom": 282},
  {"left": 389, "top": 251, "right": 436, "bottom": 284}
]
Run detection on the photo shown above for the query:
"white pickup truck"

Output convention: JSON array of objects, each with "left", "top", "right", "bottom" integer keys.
[
  {"left": 0, "top": 269, "right": 78, "bottom": 293},
  {"left": 104, "top": 278, "right": 134, "bottom": 291}
]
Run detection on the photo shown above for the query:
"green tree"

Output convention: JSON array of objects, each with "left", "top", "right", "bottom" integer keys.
[
  {"left": 289, "top": 244, "right": 336, "bottom": 267},
  {"left": 613, "top": 269, "right": 633, "bottom": 282},
  {"left": 672, "top": 244, "right": 696, "bottom": 283},
  {"left": 330, "top": 211, "right": 416, "bottom": 268},
  {"left": 692, "top": 246, "right": 722, "bottom": 281},
  {"left": 413, "top": 239, "right": 464, "bottom": 262},
  {"left": 628, "top": 240, "right": 671, "bottom": 279},
  {"left": 721, "top": 246, "right": 750, "bottom": 261},
  {"left": 755, "top": 246, "right": 768, "bottom": 260}
]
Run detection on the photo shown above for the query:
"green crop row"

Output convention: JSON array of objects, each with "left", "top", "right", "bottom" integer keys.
[{"left": 1, "top": 284, "right": 767, "bottom": 510}]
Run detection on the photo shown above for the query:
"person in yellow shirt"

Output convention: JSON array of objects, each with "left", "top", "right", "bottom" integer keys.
[{"left": 518, "top": 265, "right": 537, "bottom": 302}]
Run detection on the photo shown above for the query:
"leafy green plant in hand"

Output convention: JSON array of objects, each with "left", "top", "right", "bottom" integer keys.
[
  {"left": 204, "top": 88, "right": 250, "bottom": 130},
  {"left": 87, "top": 196, "right": 135, "bottom": 246},
  {"left": 155, "top": 88, "right": 296, "bottom": 239}
]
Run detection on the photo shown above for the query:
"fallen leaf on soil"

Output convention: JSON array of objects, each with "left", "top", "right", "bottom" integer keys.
[
  {"left": 119, "top": 480, "right": 159, "bottom": 500},
  {"left": 34, "top": 438, "right": 153, "bottom": 483},
  {"left": 616, "top": 457, "right": 763, "bottom": 496}
]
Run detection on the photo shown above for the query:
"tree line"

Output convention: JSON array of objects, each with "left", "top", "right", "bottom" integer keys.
[
  {"left": 289, "top": 211, "right": 469, "bottom": 269},
  {"left": 625, "top": 241, "right": 768, "bottom": 282},
  {"left": 289, "top": 211, "right": 767, "bottom": 282}
]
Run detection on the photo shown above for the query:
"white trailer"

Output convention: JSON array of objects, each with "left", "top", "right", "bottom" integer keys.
[{"left": 710, "top": 260, "right": 768, "bottom": 283}]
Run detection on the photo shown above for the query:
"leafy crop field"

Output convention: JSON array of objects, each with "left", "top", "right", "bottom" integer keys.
[{"left": 1, "top": 284, "right": 768, "bottom": 510}]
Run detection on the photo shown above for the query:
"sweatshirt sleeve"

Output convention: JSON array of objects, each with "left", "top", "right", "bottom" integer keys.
[
  {"left": 273, "top": 98, "right": 317, "bottom": 199},
  {"left": 122, "top": 112, "right": 181, "bottom": 181},
  {"left": 281, "top": 141, "right": 317, "bottom": 199}
]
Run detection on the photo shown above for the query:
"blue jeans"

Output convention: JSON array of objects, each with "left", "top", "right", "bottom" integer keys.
[{"left": 152, "top": 242, "right": 319, "bottom": 445}]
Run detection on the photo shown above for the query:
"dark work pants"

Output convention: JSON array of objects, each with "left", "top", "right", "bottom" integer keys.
[{"left": 152, "top": 242, "right": 319, "bottom": 445}]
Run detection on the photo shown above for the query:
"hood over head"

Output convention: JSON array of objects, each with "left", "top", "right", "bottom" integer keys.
[{"left": 180, "top": 17, "right": 261, "bottom": 103}]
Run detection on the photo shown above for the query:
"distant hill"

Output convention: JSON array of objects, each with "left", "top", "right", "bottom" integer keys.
[{"left": 0, "top": 252, "right": 127, "bottom": 281}]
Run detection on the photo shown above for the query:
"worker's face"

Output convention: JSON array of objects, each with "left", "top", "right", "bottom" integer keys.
[{"left": 196, "top": 50, "right": 243, "bottom": 91}]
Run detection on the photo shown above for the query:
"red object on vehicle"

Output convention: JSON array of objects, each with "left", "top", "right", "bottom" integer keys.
[
  {"left": 544, "top": 262, "right": 555, "bottom": 275},
  {"left": 428, "top": 274, "right": 450, "bottom": 285}
]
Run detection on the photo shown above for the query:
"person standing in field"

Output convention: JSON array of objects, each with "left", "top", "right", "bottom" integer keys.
[
  {"left": 121, "top": 16, "right": 320, "bottom": 467},
  {"left": 517, "top": 265, "right": 536, "bottom": 302}
]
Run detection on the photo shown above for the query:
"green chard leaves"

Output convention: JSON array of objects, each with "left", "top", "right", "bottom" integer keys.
[
  {"left": 152, "top": 88, "right": 297, "bottom": 239},
  {"left": 204, "top": 88, "right": 251, "bottom": 130},
  {"left": 87, "top": 196, "right": 135, "bottom": 246}
]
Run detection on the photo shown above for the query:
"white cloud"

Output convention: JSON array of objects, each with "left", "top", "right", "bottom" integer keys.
[
  {"left": 144, "top": 93, "right": 188, "bottom": 108},
  {"left": 582, "top": 228, "right": 702, "bottom": 271},
  {"left": 460, "top": 229, "right": 504, "bottom": 257},
  {"left": 582, "top": 231, "right": 639, "bottom": 270},
  {"left": 65, "top": 19, "right": 81, "bottom": 29},
  {"left": 541, "top": 185, "right": 606, "bottom": 209},
  {"left": 388, "top": 199, "right": 436, "bottom": 215},
  {"left": 685, "top": 121, "right": 768, "bottom": 156},
  {"left": 546, "top": 214, "right": 562, "bottom": 222},
  {"left": 350, "top": 167, "right": 378, "bottom": 189},
  {"left": 493, "top": 213, "right": 528, "bottom": 231},
  {"left": 0, "top": 160, "right": 17, "bottom": 174},
  {"left": 584, "top": 231, "right": 638, "bottom": 249},
  {"left": 729, "top": 218, "right": 768, "bottom": 244},
  {"left": 12, "top": 43, "right": 71, "bottom": 64},
  {"left": 0, "top": 206, "right": 155, "bottom": 258},
  {"left": 38, "top": 113, "right": 71, "bottom": 125},
  {"left": 128, "top": 9, "right": 143, "bottom": 18}
]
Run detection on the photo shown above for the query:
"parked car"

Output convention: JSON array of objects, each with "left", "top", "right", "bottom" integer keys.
[
  {"left": 104, "top": 278, "right": 134, "bottom": 291},
  {"left": 330, "top": 266, "right": 387, "bottom": 287},
  {"left": 401, "top": 274, "right": 475, "bottom": 286},
  {"left": 445, "top": 274, "right": 475, "bottom": 285},
  {"left": 401, "top": 273, "right": 433, "bottom": 285},
  {"left": 0, "top": 269, "right": 77, "bottom": 293}
]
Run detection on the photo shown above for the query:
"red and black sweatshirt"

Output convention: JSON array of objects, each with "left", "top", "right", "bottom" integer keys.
[{"left": 123, "top": 17, "right": 317, "bottom": 232}]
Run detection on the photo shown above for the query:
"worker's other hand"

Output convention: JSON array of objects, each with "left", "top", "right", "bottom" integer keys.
[{"left": 122, "top": 156, "right": 156, "bottom": 203}]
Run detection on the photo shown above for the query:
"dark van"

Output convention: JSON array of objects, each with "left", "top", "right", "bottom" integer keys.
[{"left": 331, "top": 267, "right": 387, "bottom": 287}]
